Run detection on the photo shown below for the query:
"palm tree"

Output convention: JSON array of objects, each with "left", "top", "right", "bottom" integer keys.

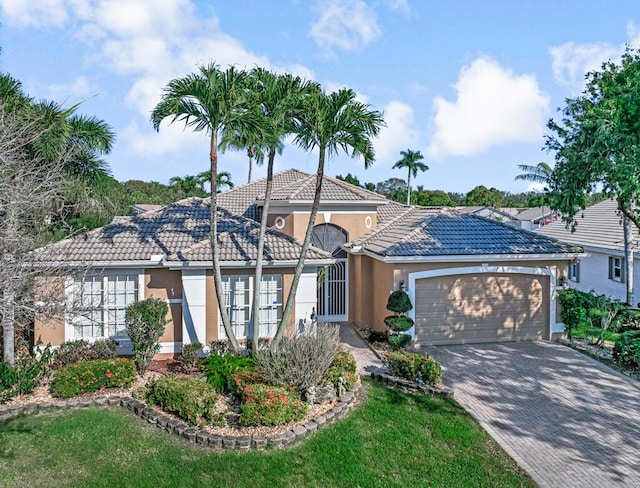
[
  {"left": 273, "top": 87, "right": 385, "bottom": 343},
  {"left": 195, "top": 170, "right": 235, "bottom": 193},
  {"left": 220, "top": 130, "right": 266, "bottom": 184},
  {"left": 244, "top": 68, "right": 319, "bottom": 351},
  {"left": 514, "top": 162, "right": 553, "bottom": 189},
  {"left": 151, "top": 64, "right": 260, "bottom": 353},
  {"left": 393, "top": 149, "right": 428, "bottom": 206}
]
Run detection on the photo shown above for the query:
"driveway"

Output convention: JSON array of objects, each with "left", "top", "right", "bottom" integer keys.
[{"left": 419, "top": 341, "right": 640, "bottom": 488}]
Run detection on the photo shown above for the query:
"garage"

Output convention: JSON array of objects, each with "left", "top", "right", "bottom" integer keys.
[{"left": 413, "top": 272, "right": 550, "bottom": 346}]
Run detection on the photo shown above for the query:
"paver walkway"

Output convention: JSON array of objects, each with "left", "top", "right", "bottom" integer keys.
[
  {"left": 336, "top": 323, "right": 386, "bottom": 375},
  {"left": 419, "top": 341, "right": 640, "bottom": 488}
]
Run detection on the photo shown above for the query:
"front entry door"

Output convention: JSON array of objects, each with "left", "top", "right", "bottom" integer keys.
[{"left": 312, "top": 224, "right": 348, "bottom": 322}]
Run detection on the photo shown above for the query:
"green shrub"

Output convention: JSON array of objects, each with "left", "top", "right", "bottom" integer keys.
[
  {"left": 125, "top": 298, "right": 169, "bottom": 373},
  {"left": 558, "top": 289, "right": 626, "bottom": 341},
  {"left": 383, "top": 315, "right": 414, "bottom": 332},
  {"left": 322, "top": 351, "right": 358, "bottom": 390},
  {"left": 384, "top": 350, "right": 443, "bottom": 385},
  {"left": 254, "top": 324, "right": 340, "bottom": 390},
  {"left": 50, "top": 358, "right": 136, "bottom": 398},
  {"left": 180, "top": 343, "right": 201, "bottom": 372},
  {"left": 203, "top": 353, "right": 254, "bottom": 393},
  {"left": 612, "top": 330, "right": 640, "bottom": 368},
  {"left": 386, "top": 290, "right": 413, "bottom": 314},
  {"left": 1, "top": 344, "right": 55, "bottom": 401},
  {"left": 52, "top": 339, "right": 117, "bottom": 369},
  {"left": 239, "top": 383, "right": 307, "bottom": 426},
  {"left": 0, "top": 362, "right": 17, "bottom": 392},
  {"left": 146, "top": 375, "right": 219, "bottom": 427},
  {"left": 388, "top": 334, "right": 412, "bottom": 349}
]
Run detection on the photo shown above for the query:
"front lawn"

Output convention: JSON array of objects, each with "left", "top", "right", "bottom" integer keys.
[{"left": 0, "top": 379, "right": 534, "bottom": 488}]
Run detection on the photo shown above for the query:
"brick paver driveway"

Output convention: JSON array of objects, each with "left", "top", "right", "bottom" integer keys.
[{"left": 419, "top": 341, "right": 640, "bottom": 488}]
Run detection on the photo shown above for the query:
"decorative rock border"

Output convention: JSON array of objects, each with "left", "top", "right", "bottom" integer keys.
[
  {"left": 370, "top": 372, "right": 453, "bottom": 397},
  {"left": 0, "top": 382, "right": 364, "bottom": 451}
]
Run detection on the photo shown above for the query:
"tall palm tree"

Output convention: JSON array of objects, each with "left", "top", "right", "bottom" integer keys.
[
  {"left": 195, "top": 170, "right": 235, "bottom": 193},
  {"left": 514, "top": 162, "right": 553, "bottom": 189},
  {"left": 393, "top": 149, "right": 428, "bottom": 205},
  {"left": 245, "top": 68, "right": 319, "bottom": 351},
  {"left": 151, "top": 64, "right": 260, "bottom": 353},
  {"left": 274, "top": 87, "right": 385, "bottom": 343},
  {"left": 220, "top": 130, "right": 266, "bottom": 184}
]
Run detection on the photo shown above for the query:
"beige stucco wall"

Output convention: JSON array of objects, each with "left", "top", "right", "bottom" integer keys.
[
  {"left": 267, "top": 211, "right": 377, "bottom": 243},
  {"left": 145, "top": 269, "right": 182, "bottom": 343},
  {"left": 33, "top": 275, "right": 66, "bottom": 346}
]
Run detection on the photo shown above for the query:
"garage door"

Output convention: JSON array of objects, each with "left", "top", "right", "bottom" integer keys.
[{"left": 414, "top": 273, "right": 549, "bottom": 345}]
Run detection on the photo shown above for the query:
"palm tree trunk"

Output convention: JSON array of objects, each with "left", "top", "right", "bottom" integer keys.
[
  {"left": 209, "top": 133, "right": 240, "bottom": 353},
  {"left": 247, "top": 147, "right": 254, "bottom": 184},
  {"left": 406, "top": 169, "right": 411, "bottom": 206},
  {"left": 274, "top": 147, "right": 326, "bottom": 344},
  {"left": 251, "top": 148, "right": 275, "bottom": 350}
]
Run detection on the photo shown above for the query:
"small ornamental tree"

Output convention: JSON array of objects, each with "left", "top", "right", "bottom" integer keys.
[
  {"left": 384, "top": 290, "right": 414, "bottom": 348},
  {"left": 125, "top": 298, "right": 169, "bottom": 373}
]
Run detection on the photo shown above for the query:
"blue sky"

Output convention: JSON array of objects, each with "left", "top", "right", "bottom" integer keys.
[{"left": 0, "top": 1, "right": 638, "bottom": 193}]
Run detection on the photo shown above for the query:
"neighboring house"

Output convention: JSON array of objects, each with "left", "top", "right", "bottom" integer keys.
[
  {"left": 34, "top": 169, "right": 582, "bottom": 354},
  {"left": 456, "top": 206, "right": 521, "bottom": 227},
  {"left": 132, "top": 204, "right": 163, "bottom": 215},
  {"left": 536, "top": 198, "right": 640, "bottom": 304},
  {"left": 513, "top": 206, "right": 557, "bottom": 230}
]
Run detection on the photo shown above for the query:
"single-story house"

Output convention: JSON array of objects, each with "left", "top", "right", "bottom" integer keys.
[
  {"left": 34, "top": 169, "right": 583, "bottom": 354},
  {"left": 536, "top": 198, "right": 640, "bottom": 304},
  {"left": 513, "top": 206, "right": 557, "bottom": 230}
]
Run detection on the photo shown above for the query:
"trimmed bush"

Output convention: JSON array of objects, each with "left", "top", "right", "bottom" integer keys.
[
  {"left": 386, "top": 290, "right": 413, "bottom": 314},
  {"left": 384, "top": 350, "right": 443, "bottom": 385},
  {"left": 322, "top": 351, "right": 358, "bottom": 391},
  {"left": 239, "top": 383, "right": 307, "bottom": 426},
  {"left": 50, "top": 358, "right": 136, "bottom": 398},
  {"left": 125, "top": 298, "right": 169, "bottom": 373},
  {"left": 52, "top": 339, "right": 117, "bottom": 369},
  {"left": 180, "top": 343, "right": 201, "bottom": 372},
  {"left": 203, "top": 353, "right": 254, "bottom": 393},
  {"left": 255, "top": 324, "right": 340, "bottom": 390},
  {"left": 388, "top": 334, "right": 412, "bottom": 349},
  {"left": 612, "top": 330, "right": 640, "bottom": 368},
  {"left": 146, "top": 375, "right": 219, "bottom": 427},
  {"left": 383, "top": 316, "right": 415, "bottom": 332}
]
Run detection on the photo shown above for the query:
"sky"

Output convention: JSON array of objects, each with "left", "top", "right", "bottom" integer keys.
[{"left": 0, "top": 1, "right": 638, "bottom": 194}]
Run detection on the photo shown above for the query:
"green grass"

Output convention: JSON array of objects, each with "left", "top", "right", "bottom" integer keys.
[
  {"left": 571, "top": 324, "right": 621, "bottom": 343},
  {"left": 0, "top": 380, "right": 534, "bottom": 488}
]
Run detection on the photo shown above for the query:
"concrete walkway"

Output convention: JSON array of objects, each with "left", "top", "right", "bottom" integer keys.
[
  {"left": 337, "top": 323, "right": 386, "bottom": 375},
  {"left": 420, "top": 341, "right": 640, "bottom": 488}
]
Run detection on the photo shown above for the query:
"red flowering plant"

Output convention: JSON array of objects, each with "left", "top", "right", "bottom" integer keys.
[
  {"left": 50, "top": 358, "right": 136, "bottom": 398},
  {"left": 239, "top": 383, "right": 307, "bottom": 427}
]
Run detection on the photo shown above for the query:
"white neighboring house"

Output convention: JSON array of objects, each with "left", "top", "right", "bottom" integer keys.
[
  {"left": 514, "top": 206, "right": 557, "bottom": 231},
  {"left": 536, "top": 198, "right": 640, "bottom": 304}
]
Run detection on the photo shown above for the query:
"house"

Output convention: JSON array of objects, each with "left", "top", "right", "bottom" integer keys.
[
  {"left": 455, "top": 206, "right": 522, "bottom": 227},
  {"left": 34, "top": 169, "right": 582, "bottom": 353},
  {"left": 132, "top": 204, "right": 163, "bottom": 215},
  {"left": 513, "top": 206, "right": 557, "bottom": 230},
  {"left": 536, "top": 198, "right": 640, "bottom": 304}
]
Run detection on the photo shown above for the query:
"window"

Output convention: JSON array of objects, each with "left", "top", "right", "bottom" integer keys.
[
  {"left": 568, "top": 262, "right": 579, "bottom": 282},
  {"left": 219, "top": 274, "right": 283, "bottom": 339},
  {"left": 72, "top": 274, "right": 138, "bottom": 339},
  {"left": 608, "top": 257, "right": 624, "bottom": 282}
]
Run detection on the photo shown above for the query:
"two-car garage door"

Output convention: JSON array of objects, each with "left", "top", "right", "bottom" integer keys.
[{"left": 413, "top": 273, "right": 549, "bottom": 346}]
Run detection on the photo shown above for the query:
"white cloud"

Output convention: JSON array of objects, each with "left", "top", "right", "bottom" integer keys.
[
  {"left": 374, "top": 101, "right": 421, "bottom": 164},
  {"left": 427, "top": 57, "right": 550, "bottom": 159},
  {"left": 550, "top": 23, "right": 640, "bottom": 92},
  {"left": 121, "top": 119, "right": 209, "bottom": 156},
  {"left": 527, "top": 182, "right": 546, "bottom": 192},
  {"left": 384, "top": 0, "right": 410, "bottom": 14},
  {"left": 0, "top": 0, "right": 70, "bottom": 27},
  {"left": 309, "top": 0, "right": 381, "bottom": 55},
  {"left": 45, "top": 76, "right": 93, "bottom": 102}
]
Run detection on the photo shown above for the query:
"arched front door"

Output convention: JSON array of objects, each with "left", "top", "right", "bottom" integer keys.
[{"left": 312, "top": 224, "right": 348, "bottom": 322}]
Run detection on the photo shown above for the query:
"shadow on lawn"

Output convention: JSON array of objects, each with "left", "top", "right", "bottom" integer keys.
[
  {"left": 421, "top": 341, "right": 640, "bottom": 486},
  {"left": 0, "top": 415, "right": 37, "bottom": 458}
]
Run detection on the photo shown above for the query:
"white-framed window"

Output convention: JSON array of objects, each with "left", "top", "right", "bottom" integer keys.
[
  {"left": 568, "top": 262, "right": 579, "bottom": 282},
  {"left": 219, "top": 274, "right": 283, "bottom": 339},
  {"left": 71, "top": 273, "right": 139, "bottom": 339},
  {"left": 608, "top": 257, "right": 624, "bottom": 283}
]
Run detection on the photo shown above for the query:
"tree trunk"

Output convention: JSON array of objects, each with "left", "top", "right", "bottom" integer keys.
[
  {"left": 247, "top": 146, "right": 254, "bottom": 184},
  {"left": 251, "top": 148, "right": 275, "bottom": 351},
  {"left": 209, "top": 132, "right": 240, "bottom": 353},
  {"left": 624, "top": 214, "right": 634, "bottom": 306},
  {"left": 274, "top": 147, "right": 326, "bottom": 344},
  {"left": 2, "top": 286, "right": 15, "bottom": 365},
  {"left": 406, "top": 169, "right": 411, "bottom": 206}
]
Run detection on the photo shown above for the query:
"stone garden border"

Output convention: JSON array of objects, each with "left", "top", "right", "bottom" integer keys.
[
  {"left": 369, "top": 371, "right": 453, "bottom": 397},
  {"left": 0, "top": 382, "right": 364, "bottom": 451}
]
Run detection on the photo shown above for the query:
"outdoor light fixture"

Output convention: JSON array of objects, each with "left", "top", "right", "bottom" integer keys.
[{"left": 400, "top": 280, "right": 407, "bottom": 292}]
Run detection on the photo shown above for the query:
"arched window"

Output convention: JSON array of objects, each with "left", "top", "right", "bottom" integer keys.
[{"left": 311, "top": 224, "right": 348, "bottom": 258}]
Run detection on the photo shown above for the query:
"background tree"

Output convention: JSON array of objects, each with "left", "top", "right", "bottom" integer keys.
[
  {"left": 335, "top": 173, "right": 363, "bottom": 187},
  {"left": 274, "top": 88, "right": 384, "bottom": 343},
  {"left": 546, "top": 48, "right": 640, "bottom": 304},
  {"left": 514, "top": 162, "right": 553, "bottom": 189},
  {"left": 151, "top": 64, "right": 260, "bottom": 353},
  {"left": 392, "top": 149, "right": 428, "bottom": 206},
  {"left": 375, "top": 177, "right": 407, "bottom": 201},
  {"left": 465, "top": 185, "right": 505, "bottom": 207},
  {"left": 412, "top": 189, "right": 454, "bottom": 206}
]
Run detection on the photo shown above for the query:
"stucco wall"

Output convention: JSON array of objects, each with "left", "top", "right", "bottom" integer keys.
[
  {"left": 267, "top": 211, "right": 377, "bottom": 243},
  {"left": 146, "top": 269, "right": 182, "bottom": 343}
]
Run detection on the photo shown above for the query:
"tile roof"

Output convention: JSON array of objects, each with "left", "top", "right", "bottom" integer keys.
[
  {"left": 265, "top": 173, "right": 387, "bottom": 202},
  {"left": 352, "top": 207, "right": 580, "bottom": 258},
  {"left": 376, "top": 200, "right": 406, "bottom": 223},
  {"left": 536, "top": 198, "right": 639, "bottom": 252},
  {"left": 37, "top": 197, "right": 331, "bottom": 264},
  {"left": 514, "top": 206, "right": 554, "bottom": 221}
]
